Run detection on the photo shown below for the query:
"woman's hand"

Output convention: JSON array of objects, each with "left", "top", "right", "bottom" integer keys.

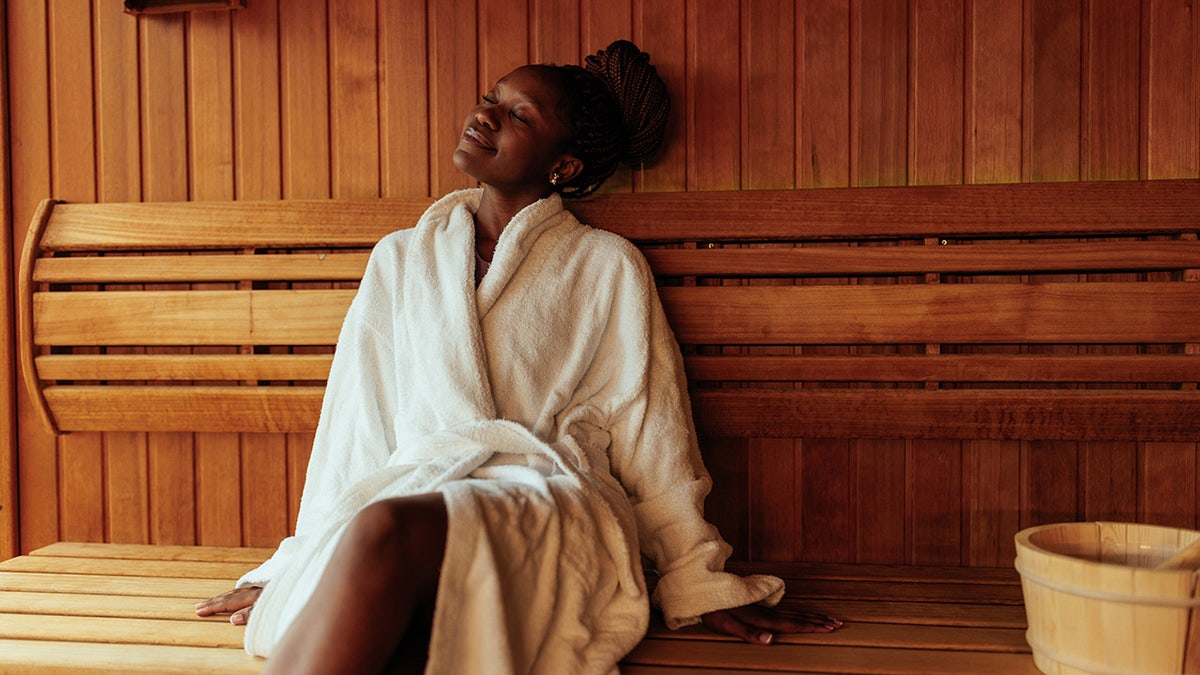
[
  {"left": 701, "top": 604, "right": 842, "bottom": 645},
  {"left": 195, "top": 586, "right": 263, "bottom": 626}
]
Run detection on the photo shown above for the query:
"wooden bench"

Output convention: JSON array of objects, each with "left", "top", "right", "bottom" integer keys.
[{"left": 5, "top": 178, "right": 1199, "bottom": 672}]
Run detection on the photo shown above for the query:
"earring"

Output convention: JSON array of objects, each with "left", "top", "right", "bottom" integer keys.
[{"left": 550, "top": 172, "right": 560, "bottom": 186}]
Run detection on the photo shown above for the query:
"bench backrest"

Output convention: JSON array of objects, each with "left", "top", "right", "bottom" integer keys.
[{"left": 19, "top": 179, "right": 1200, "bottom": 441}]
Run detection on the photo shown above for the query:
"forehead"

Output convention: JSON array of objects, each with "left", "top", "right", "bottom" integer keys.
[{"left": 495, "top": 66, "right": 564, "bottom": 108}]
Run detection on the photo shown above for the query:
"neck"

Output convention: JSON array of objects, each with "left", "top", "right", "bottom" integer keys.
[{"left": 473, "top": 186, "right": 551, "bottom": 250}]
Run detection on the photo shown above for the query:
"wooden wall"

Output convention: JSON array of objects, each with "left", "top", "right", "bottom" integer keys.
[{"left": 4, "top": 0, "right": 1199, "bottom": 563}]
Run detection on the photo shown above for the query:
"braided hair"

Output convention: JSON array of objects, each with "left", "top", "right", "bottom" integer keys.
[{"left": 541, "top": 40, "right": 670, "bottom": 198}]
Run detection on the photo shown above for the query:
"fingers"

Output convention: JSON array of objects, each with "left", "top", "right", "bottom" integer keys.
[
  {"left": 702, "top": 605, "right": 844, "bottom": 646},
  {"left": 194, "top": 586, "right": 263, "bottom": 620}
]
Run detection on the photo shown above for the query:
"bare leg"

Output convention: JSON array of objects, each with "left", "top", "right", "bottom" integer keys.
[{"left": 261, "top": 493, "right": 448, "bottom": 675}]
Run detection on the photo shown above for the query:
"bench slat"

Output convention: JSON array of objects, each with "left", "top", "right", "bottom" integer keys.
[
  {"left": 644, "top": 239, "right": 1200, "bottom": 277},
  {"left": 685, "top": 354, "right": 1200, "bottom": 383},
  {"left": 0, "top": 556, "right": 255, "bottom": 581},
  {"left": 33, "top": 290, "right": 353, "bottom": 346},
  {"left": 0, "top": 639, "right": 261, "bottom": 674},
  {"left": 0, "top": 572, "right": 232, "bottom": 599},
  {"left": 28, "top": 542, "right": 274, "bottom": 564},
  {"left": 37, "top": 352, "right": 1198, "bottom": 384},
  {"left": 571, "top": 179, "right": 1200, "bottom": 242},
  {"left": 41, "top": 386, "right": 1200, "bottom": 438},
  {"left": 33, "top": 252, "right": 371, "bottom": 284},
  {"left": 42, "top": 386, "right": 324, "bottom": 433},
  {"left": 0, "top": 591, "right": 236, "bottom": 621},
  {"left": 624, "top": 637, "right": 1039, "bottom": 673},
  {"left": 34, "top": 239, "right": 1200, "bottom": 284},
  {"left": 35, "top": 354, "right": 334, "bottom": 382},
  {"left": 0, "top": 613, "right": 242, "bottom": 648},
  {"left": 40, "top": 199, "right": 423, "bottom": 250},
  {"left": 691, "top": 389, "right": 1200, "bottom": 441},
  {"left": 662, "top": 282, "right": 1200, "bottom": 345},
  {"left": 34, "top": 282, "right": 1200, "bottom": 348},
  {"left": 652, "top": 621, "right": 1028, "bottom": 653}
]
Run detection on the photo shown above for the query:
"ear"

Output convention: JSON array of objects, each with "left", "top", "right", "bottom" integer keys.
[{"left": 551, "top": 156, "right": 584, "bottom": 184}]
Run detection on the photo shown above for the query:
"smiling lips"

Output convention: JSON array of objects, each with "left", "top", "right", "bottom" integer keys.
[{"left": 462, "top": 126, "right": 496, "bottom": 151}]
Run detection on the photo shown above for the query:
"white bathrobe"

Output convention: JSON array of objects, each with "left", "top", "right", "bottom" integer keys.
[{"left": 237, "top": 188, "right": 784, "bottom": 674}]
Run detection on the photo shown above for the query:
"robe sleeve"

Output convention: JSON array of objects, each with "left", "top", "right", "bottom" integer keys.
[
  {"left": 600, "top": 248, "right": 785, "bottom": 629},
  {"left": 236, "top": 234, "right": 406, "bottom": 588}
]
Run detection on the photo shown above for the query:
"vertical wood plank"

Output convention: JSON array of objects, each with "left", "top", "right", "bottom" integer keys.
[
  {"left": 330, "top": 0, "right": 380, "bottom": 199},
  {"left": 800, "top": 439, "right": 855, "bottom": 563},
  {"left": 428, "top": 0, "right": 478, "bottom": 196},
  {"left": 634, "top": 1, "right": 687, "bottom": 192},
  {"left": 49, "top": 0, "right": 104, "bottom": 545},
  {"left": 140, "top": 12, "right": 195, "bottom": 545},
  {"left": 1022, "top": 441, "right": 1079, "bottom": 529},
  {"left": 742, "top": 0, "right": 799, "bottom": 561},
  {"left": 95, "top": 2, "right": 147, "bottom": 546},
  {"left": 965, "top": 0, "right": 1022, "bottom": 184},
  {"left": 741, "top": 0, "right": 796, "bottom": 189},
  {"left": 687, "top": 0, "right": 741, "bottom": 191},
  {"left": 798, "top": 0, "right": 851, "bottom": 188},
  {"left": 1024, "top": 0, "right": 1082, "bottom": 182},
  {"left": 286, "top": 433, "right": 314, "bottom": 530},
  {"left": 907, "top": 439, "right": 962, "bottom": 565},
  {"left": 582, "top": 0, "right": 634, "bottom": 194},
  {"left": 233, "top": 0, "right": 282, "bottom": 200},
  {"left": 379, "top": 0, "right": 427, "bottom": 197},
  {"left": 10, "top": 0, "right": 59, "bottom": 553},
  {"left": 703, "top": 438, "right": 750, "bottom": 560},
  {"left": 189, "top": 10, "right": 244, "bottom": 549},
  {"left": 531, "top": 0, "right": 580, "bottom": 65},
  {"left": 1140, "top": 442, "right": 1198, "bottom": 529},
  {"left": 479, "top": 0, "right": 529, "bottom": 94},
  {"left": 853, "top": 0, "right": 908, "bottom": 187},
  {"left": 907, "top": 0, "right": 964, "bottom": 567},
  {"left": 1081, "top": 441, "right": 1137, "bottom": 522},
  {"left": 963, "top": 440, "right": 1020, "bottom": 566},
  {"left": 280, "top": 0, "right": 331, "bottom": 199},
  {"left": 104, "top": 432, "right": 149, "bottom": 544},
  {"left": 855, "top": 438, "right": 904, "bottom": 564},
  {"left": 242, "top": 434, "right": 290, "bottom": 547},
  {"left": 1141, "top": 0, "right": 1200, "bottom": 179},
  {"left": 1082, "top": 0, "right": 1140, "bottom": 181},
  {"left": 0, "top": 0, "right": 15, "bottom": 559}
]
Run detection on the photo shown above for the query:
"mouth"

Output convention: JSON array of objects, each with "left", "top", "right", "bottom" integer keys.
[{"left": 461, "top": 126, "right": 496, "bottom": 151}]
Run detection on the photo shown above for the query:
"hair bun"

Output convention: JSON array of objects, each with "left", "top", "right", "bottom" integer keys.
[{"left": 584, "top": 40, "right": 670, "bottom": 165}]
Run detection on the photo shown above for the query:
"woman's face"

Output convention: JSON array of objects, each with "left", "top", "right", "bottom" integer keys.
[{"left": 452, "top": 66, "right": 577, "bottom": 199}]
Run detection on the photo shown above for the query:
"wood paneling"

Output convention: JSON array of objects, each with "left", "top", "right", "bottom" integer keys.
[{"left": 5, "top": 0, "right": 1199, "bottom": 563}]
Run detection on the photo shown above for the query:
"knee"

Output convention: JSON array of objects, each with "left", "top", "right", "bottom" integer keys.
[{"left": 344, "top": 496, "right": 447, "bottom": 568}]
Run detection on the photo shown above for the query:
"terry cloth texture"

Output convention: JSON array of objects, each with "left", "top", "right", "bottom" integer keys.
[{"left": 237, "top": 189, "right": 784, "bottom": 674}]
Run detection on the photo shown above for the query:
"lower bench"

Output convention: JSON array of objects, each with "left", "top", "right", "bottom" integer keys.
[{"left": 0, "top": 543, "right": 1038, "bottom": 674}]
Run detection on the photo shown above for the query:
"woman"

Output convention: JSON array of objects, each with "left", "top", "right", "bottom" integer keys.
[{"left": 196, "top": 40, "right": 840, "bottom": 675}]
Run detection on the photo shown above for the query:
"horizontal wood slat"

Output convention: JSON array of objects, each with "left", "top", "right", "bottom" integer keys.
[
  {"left": 690, "top": 389, "right": 1200, "bottom": 441},
  {"left": 684, "top": 354, "right": 1200, "bottom": 383},
  {"left": 33, "top": 252, "right": 371, "bottom": 284},
  {"left": 571, "top": 179, "right": 1200, "bottom": 242},
  {"left": 38, "top": 353, "right": 1199, "bottom": 384},
  {"left": 40, "top": 385, "right": 1200, "bottom": 440},
  {"left": 33, "top": 290, "right": 354, "bottom": 346},
  {"left": 40, "top": 198, "right": 427, "bottom": 250},
  {"left": 0, "top": 640, "right": 262, "bottom": 675},
  {"left": 42, "top": 386, "right": 325, "bottom": 433},
  {"left": 27, "top": 543, "right": 276, "bottom": 564},
  {"left": 661, "top": 283, "right": 1200, "bottom": 345},
  {"left": 35, "top": 354, "right": 334, "bottom": 382},
  {"left": 34, "top": 239, "right": 1200, "bottom": 284},
  {"left": 644, "top": 240, "right": 1200, "bottom": 277},
  {"left": 0, "top": 613, "right": 242, "bottom": 648},
  {"left": 0, "top": 556, "right": 250, "bottom": 580}
]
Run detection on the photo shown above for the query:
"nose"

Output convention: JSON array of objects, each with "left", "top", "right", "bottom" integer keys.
[{"left": 475, "top": 108, "right": 496, "bottom": 130}]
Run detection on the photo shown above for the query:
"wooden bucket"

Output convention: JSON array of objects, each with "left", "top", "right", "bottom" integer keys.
[{"left": 1015, "top": 522, "right": 1200, "bottom": 674}]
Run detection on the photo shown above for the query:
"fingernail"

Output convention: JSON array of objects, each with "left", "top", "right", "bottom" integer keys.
[
  {"left": 758, "top": 632, "right": 773, "bottom": 644},
  {"left": 231, "top": 614, "right": 245, "bottom": 626}
]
